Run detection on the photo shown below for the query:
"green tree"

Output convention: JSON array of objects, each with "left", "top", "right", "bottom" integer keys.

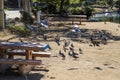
[{"left": 59, "top": 0, "right": 70, "bottom": 16}]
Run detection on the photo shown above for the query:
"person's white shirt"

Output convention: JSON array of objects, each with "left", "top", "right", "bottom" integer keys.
[
  {"left": 71, "top": 25, "right": 81, "bottom": 33},
  {"left": 105, "top": 9, "right": 109, "bottom": 16}
]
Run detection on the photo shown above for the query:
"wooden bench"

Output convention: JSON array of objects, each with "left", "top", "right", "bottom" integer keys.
[
  {"left": 47, "top": 14, "right": 87, "bottom": 25},
  {"left": 0, "top": 58, "right": 42, "bottom": 65},
  {"left": 6, "top": 50, "right": 51, "bottom": 59},
  {"left": 68, "top": 15, "right": 87, "bottom": 25},
  {"left": 0, "top": 58, "right": 42, "bottom": 75}
]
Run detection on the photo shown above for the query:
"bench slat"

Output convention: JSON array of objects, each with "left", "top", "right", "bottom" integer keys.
[
  {"left": 0, "top": 59, "right": 42, "bottom": 65},
  {"left": 7, "top": 50, "right": 51, "bottom": 58},
  {"left": 32, "top": 52, "right": 51, "bottom": 57}
]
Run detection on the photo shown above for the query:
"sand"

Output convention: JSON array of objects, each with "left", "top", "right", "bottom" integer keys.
[{"left": 0, "top": 22, "right": 120, "bottom": 80}]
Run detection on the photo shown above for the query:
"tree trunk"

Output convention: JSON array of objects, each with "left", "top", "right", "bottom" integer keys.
[
  {"left": 21, "top": 0, "right": 32, "bottom": 15},
  {"left": 59, "top": 0, "right": 64, "bottom": 16}
]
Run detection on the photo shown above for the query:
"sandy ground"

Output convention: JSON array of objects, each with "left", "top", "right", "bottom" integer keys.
[{"left": 0, "top": 22, "right": 120, "bottom": 80}]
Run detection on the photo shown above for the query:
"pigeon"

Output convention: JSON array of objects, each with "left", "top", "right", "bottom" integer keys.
[
  {"left": 43, "top": 34, "right": 47, "bottom": 40},
  {"left": 70, "top": 43, "right": 74, "bottom": 48},
  {"left": 72, "top": 51, "right": 78, "bottom": 55},
  {"left": 55, "top": 35, "right": 60, "bottom": 46},
  {"left": 72, "top": 54, "right": 79, "bottom": 59},
  {"left": 64, "top": 39, "right": 70, "bottom": 47},
  {"left": 63, "top": 46, "right": 68, "bottom": 52},
  {"left": 72, "top": 51, "right": 79, "bottom": 59},
  {"left": 68, "top": 51, "right": 79, "bottom": 59},
  {"left": 68, "top": 51, "right": 73, "bottom": 57},
  {"left": 59, "top": 50, "right": 65, "bottom": 60},
  {"left": 19, "top": 38, "right": 23, "bottom": 42},
  {"left": 69, "top": 47, "right": 74, "bottom": 51},
  {"left": 90, "top": 37, "right": 100, "bottom": 47},
  {"left": 79, "top": 48, "right": 83, "bottom": 54}
]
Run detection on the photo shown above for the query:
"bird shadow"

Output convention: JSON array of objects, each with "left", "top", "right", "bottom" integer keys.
[
  {"left": 68, "top": 68, "right": 79, "bottom": 70},
  {"left": 94, "top": 67, "right": 103, "bottom": 70}
]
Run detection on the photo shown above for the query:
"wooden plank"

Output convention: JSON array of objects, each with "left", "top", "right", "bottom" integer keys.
[
  {"left": 0, "top": 42, "right": 49, "bottom": 51},
  {"left": 0, "top": 59, "right": 42, "bottom": 65},
  {"left": 46, "top": 14, "right": 86, "bottom": 18},
  {"left": 47, "top": 15, "right": 87, "bottom": 25},
  {"left": 68, "top": 15, "right": 87, "bottom": 18},
  {"left": 6, "top": 50, "right": 51, "bottom": 58},
  {"left": 32, "top": 51, "right": 51, "bottom": 57}
]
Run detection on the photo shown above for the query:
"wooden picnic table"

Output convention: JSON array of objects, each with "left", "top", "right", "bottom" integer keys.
[
  {"left": 68, "top": 15, "right": 86, "bottom": 25},
  {"left": 0, "top": 41, "right": 50, "bottom": 75}
]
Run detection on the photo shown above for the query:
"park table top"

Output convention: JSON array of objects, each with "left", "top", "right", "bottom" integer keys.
[{"left": 0, "top": 41, "right": 49, "bottom": 51}]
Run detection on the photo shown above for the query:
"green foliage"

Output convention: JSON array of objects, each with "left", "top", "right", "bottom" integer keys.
[
  {"left": 70, "top": 0, "right": 79, "bottom": 4},
  {"left": 115, "top": 0, "right": 120, "bottom": 8},
  {"left": 9, "top": 25, "right": 30, "bottom": 36},
  {"left": 32, "top": 0, "right": 119, "bottom": 15},
  {"left": 84, "top": 6, "right": 94, "bottom": 19},
  {"left": 68, "top": 7, "right": 84, "bottom": 15}
]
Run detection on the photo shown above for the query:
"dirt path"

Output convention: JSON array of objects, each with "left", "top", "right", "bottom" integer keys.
[{"left": 0, "top": 22, "right": 120, "bottom": 80}]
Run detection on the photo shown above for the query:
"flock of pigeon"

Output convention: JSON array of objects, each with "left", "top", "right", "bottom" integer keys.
[{"left": 54, "top": 34, "right": 83, "bottom": 60}]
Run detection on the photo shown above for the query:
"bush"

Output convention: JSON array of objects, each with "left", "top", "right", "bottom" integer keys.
[
  {"left": 9, "top": 25, "right": 31, "bottom": 36},
  {"left": 84, "top": 6, "right": 93, "bottom": 19},
  {"left": 68, "top": 7, "right": 84, "bottom": 15}
]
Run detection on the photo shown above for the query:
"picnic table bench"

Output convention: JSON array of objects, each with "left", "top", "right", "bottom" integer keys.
[
  {"left": 0, "top": 41, "right": 50, "bottom": 75},
  {"left": 6, "top": 49, "right": 51, "bottom": 59},
  {"left": 0, "top": 58, "right": 42, "bottom": 65},
  {"left": 0, "top": 58, "right": 42, "bottom": 74}
]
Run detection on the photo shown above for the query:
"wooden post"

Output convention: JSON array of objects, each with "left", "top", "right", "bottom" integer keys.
[
  {"left": 79, "top": 18, "right": 81, "bottom": 25},
  {"left": 21, "top": 0, "right": 32, "bottom": 15},
  {"left": 0, "top": 0, "right": 5, "bottom": 29},
  {"left": 26, "top": 50, "right": 32, "bottom": 60},
  {"left": 0, "top": 48, "right": 7, "bottom": 58},
  {"left": 19, "top": 65, "right": 34, "bottom": 75},
  {"left": 72, "top": 17, "right": 74, "bottom": 25}
]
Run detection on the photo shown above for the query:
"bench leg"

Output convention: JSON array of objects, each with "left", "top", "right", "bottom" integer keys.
[
  {"left": 32, "top": 56, "right": 36, "bottom": 60},
  {"left": 8, "top": 55, "right": 14, "bottom": 59},
  {"left": 18, "top": 65, "right": 34, "bottom": 75},
  {"left": 0, "top": 48, "right": 7, "bottom": 58},
  {"left": 79, "top": 18, "right": 81, "bottom": 25},
  {"left": 72, "top": 18, "right": 74, "bottom": 24}
]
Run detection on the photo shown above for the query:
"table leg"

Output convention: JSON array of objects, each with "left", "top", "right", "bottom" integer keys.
[
  {"left": 0, "top": 48, "right": 7, "bottom": 58},
  {"left": 79, "top": 18, "right": 81, "bottom": 25},
  {"left": 32, "top": 56, "right": 36, "bottom": 60},
  {"left": 72, "top": 18, "right": 74, "bottom": 24},
  {"left": 18, "top": 65, "right": 34, "bottom": 75},
  {"left": 26, "top": 50, "right": 32, "bottom": 60}
]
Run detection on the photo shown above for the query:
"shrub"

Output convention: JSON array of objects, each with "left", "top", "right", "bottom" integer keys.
[
  {"left": 68, "top": 7, "right": 84, "bottom": 15},
  {"left": 84, "top": 6, "right": 93, "bottom": 19},
  {"left": 9, "top": 25, "right": 31, "bottom": 36}
]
